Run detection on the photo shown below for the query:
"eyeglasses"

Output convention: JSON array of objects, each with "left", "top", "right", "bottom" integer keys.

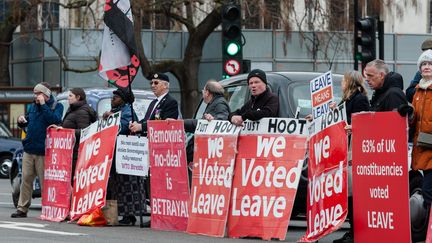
[{"left": 150, "top": 81, "right": 159, "bottom": 86}]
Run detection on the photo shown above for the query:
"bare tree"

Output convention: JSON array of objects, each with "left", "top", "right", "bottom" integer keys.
[
  {"left": 131, "top": 0, "right": 224, "bottom": 118},
  {"left": 0, "top": 0, "right": 99, "bottom": 86}
]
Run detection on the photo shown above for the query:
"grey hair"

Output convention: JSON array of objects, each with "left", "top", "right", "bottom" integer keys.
[
  {"left": 205, "top": 80, "right": 224, "bottom": 96},
  {"left": 366, "top": 59, "right": 389, "bottom": 74},
  {"left": 162, "top": 80, "right": 170, "bottom": 89}
]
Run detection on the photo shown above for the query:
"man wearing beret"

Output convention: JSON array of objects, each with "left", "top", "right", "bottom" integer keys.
[
  {"left": 229, "top": 69, "right": 279, "bottom": 126},
  {"left": 128, "top": 73, "right": 179, "bottom": 227},
  {"left": 129, "top": 73, "right": 179, "bottom": 134},
  {"left": 12, "top": 82, "right": 63, "bottom": 218}
]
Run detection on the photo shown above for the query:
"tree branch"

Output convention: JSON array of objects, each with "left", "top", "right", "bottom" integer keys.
[
  {"left": 41, "top": 0, "right": 96, "bottom": 9},
  {"left": 35, "top": 36, "right": 99, "bottom": 73}
]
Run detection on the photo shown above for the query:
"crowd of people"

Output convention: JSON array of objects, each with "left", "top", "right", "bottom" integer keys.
[{"left": 8, "top": 38, "right": 432, "bottom": 242}]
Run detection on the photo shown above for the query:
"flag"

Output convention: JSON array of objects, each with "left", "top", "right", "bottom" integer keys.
[{"left": 99, "top": 0, "right": 140, "bottom": 88}]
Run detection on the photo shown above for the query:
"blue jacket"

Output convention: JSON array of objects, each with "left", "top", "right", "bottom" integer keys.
[
  {"left": 116, "top": 103, "right": 137, "bottom": 135},
  {"left": 20, "top": 96, "right": 64, "bottom": 155}
]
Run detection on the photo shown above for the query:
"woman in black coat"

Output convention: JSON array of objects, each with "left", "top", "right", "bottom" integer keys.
[
  {"left": 340, "top": 70, "right": 370, "bottom": 125},
  {"left": 59, "top": 88, "right": 97, "bottom": 182}
]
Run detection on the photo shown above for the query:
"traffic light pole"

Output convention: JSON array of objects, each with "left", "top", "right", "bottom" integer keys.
[
  {"left": 378, "top": 19, "right": 384, "bottom": 60},
  {"left": 354, "top": 0, "right": 359, "bottom": 71}
]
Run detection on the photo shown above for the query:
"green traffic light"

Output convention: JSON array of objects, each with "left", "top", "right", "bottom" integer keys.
[{"left": 226, "top": 42, "right": 240, "bottom": 56}]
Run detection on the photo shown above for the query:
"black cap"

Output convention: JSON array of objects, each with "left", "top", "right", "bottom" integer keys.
[
  {"left": 152, "top": 73, "right": 169, "bottom": 82},
  {"left": 247, "top": 69, "right": 267, "bottom": 84},
  {"left": 113, "top": 88, "right": 135, "bottom": 103}
]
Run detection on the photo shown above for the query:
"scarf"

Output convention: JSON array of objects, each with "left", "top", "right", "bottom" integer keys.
[{"left": 418, "top": 78, "right": 432, "bottom": 89}]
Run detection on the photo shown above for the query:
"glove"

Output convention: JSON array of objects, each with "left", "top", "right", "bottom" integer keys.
[{"left": 397, "top": 104, "right": 413, "bottom": 117}]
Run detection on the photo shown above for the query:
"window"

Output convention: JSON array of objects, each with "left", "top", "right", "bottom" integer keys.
[
  {"left": 244, "top": 0, "right": 281, "bottom": 29},
  {"left": 328, "top": 0, "right": 351, "bottom": 31},
  {"left": 42, "top": 1, "right": 59, "bottom": 29}
]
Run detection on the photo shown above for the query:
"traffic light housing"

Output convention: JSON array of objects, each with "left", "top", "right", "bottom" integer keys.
[
  {"left": 356, "top": 17, "right": 376, "bottom": 67},
  {"left": 221, "top": 3, "right": 242, "bottom": 79}
]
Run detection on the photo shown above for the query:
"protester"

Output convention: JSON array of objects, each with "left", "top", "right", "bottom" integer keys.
[
  {"left": 333, "top": 71, "right": 370, "bottom": 243},
  {"left": 11, "top": 82, "right": 63, "bottom": 218},
  {"left": 129, "top": 73, "right": 179, "bottom": 134},
  {"left": 103, "top": 88, "right": 137, "bottom": 134},
  {"left": 406, "top": 38, "right": 432, "bottom": 103},
  {"left": 229, "top": 69, "right": 279, "bottom": 126},
  {"left": 103, "top": 88, "right": 142, "bottom": 226},
  {"left": 183, "top": 80, "right": 230, "bottom": 133},
  {"left": 411, "top": 49, "right": 432, "bottom": 210},
  {"left": 364, "top": 59, "right": 408, "bottom": 112},
  {"left": 52, "top": 88, "right": 97, "bottom": 184},
  {"left": 129, "top": 73, "right": 179, "bottom": 227}
]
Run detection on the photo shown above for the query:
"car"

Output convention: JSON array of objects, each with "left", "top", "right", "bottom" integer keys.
[
  {"left": 10, "top": 87, "right": 156, "bottom": 208},
  {"left": 0, "top": 122, "right": 22, "bottom": 178},
  {"left": 56, "top": 87, "right": 156, "bottom": 121},
  {"left": 9, "top": 147, "right": 40, "bottom": 208},
  {"left": 192, "top": 71, "right": 344, "bottom": 217}
]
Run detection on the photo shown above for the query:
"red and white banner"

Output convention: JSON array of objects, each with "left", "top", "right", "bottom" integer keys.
[
  {"left": 310, "top": 71, "right": 334, "bottom": 119},
  {"left": 148, "top": 120, "right": 189, "bottom": 231},
  {"left": 300, "top": 106, "right": 348, "bottom": 242},
  {"left": 70, "top": 113, "right": 120, "bottom": 221},
  {"left": 227, "top": 118, "right": 308, "bottom": 240},
  {"left": 352, "top": 112, "right": 410, "bottom": 243},
  {"left": 41, "top": 128, "right": 75, "bottom": 222},
  {"left": 187, "top": 120, "right": 241, "bottom": 237}
]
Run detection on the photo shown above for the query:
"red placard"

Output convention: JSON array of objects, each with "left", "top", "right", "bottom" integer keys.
[
  {"left": 187, "top": 120, "right": 241, "bottom": 237},
  {"left": 227, "top": 118, "right": 308, "bottom": 240},
  {"left": 300, "top": 121, "right": 348, "bottom": 242},
  {"left": 352, "top": 112, "right": 410, "bottom": 243},
  {"left": 148, "top": 120, "right": 189, "bottom": 231},
  {"left": 40, "top": 128, "right": 75, "bottom": 222},
  {"left": 70, "top": 113, "right": 120, "bottom": 221},
  {"left": 426, "top": 209, "right": 432, "bottom": 242}
]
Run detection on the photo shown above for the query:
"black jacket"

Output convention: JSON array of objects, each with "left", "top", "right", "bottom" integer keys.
[
  {"left": 343, "top": 90, "right": 370, "bottom": 124},
  {"left": 184, "top": 94, "right": 230, "bottom": 133},
  {"left": 229, "top": 88, "right": 279, "bottom": 121},
  {"left": 370, "top": 72, "right": 407, "bottom": 112},
  {"left": 139, "top": 93, "right": 179, "bottom": 134},
  {"left": 62, "top": 100, "right": 97, "bottom": 169}
]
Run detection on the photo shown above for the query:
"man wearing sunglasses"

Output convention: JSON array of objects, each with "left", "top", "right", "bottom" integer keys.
[{"left": 129, "top": 73, "right": 179, "bottom": 135}]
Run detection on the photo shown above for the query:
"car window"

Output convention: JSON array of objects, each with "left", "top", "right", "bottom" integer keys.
[
  {"left": 194, "top": 84, "right": 249, "bottom": 119},
  {"left": 59, "top": 100, "right": 69, "bottom": 119},
  {"left": 98, "top": 98, "right": 112, "bottom": 119},
  {"left": 0, "top": 122, "right": 12, "bottom": 137},
  {"left": 290, "top": 82, "right": 343, "bottom": 118},
  {"left": 97, "top": 97, "right": 151, "bottom": 121},
  {"left": 132, "top": 98, "right": 152, "bottom": 121},
  {"left": 225, "top": 85, "right": 248, "bottom": 112}
]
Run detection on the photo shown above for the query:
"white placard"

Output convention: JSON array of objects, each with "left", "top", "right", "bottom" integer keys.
[{"left": 115, "top": 135, "right": 149, "bottom": 176}]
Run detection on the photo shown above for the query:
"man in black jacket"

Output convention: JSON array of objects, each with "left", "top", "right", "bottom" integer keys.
[
  {"left": 129, "top": 73, "right": 179, "bottom": 134},
  {"left": 364, "top": 59, "right": 408, "bottom": 112},
  {"left": 229, "top": 69, "right": 279, "bottom": 126}
]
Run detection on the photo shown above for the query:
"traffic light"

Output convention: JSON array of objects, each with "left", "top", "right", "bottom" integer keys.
[
  {"left": 221, "top": 3, "right": 242, "bottom": 79},
  {"left": 356, "top": 17, "right": 376, "bottom": 67}
]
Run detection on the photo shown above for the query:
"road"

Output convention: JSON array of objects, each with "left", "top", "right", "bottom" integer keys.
[{"left": 0, "top": 179, "right": 347, "bottom": 243}]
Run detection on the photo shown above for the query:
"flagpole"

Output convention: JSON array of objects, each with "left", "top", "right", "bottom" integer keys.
[{"left": 126, "top": 66, "right": 135, "bottom": 123}]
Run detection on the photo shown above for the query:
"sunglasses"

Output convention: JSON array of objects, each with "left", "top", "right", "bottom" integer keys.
[{"left": 150, "top": 81, "right": 159, "bottom": 85}]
